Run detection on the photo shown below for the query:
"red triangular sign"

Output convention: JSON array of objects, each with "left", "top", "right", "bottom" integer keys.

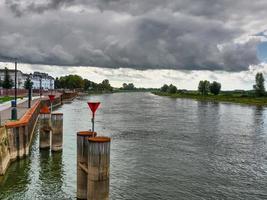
[
  {"left": 88, "top": 102, "right": 100, "bottom": 117},
  {"left": 48, "top": 95, "right": 55, "bottom": 102}
]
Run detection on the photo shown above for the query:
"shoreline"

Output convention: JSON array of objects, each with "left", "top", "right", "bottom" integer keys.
[{"left": 152, "top": 91, "right": 267, "bottom": 107}]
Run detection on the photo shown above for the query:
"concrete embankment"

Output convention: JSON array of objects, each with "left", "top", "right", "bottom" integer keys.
[
  {"left": 0, "top": 100, "right": 40, "bottom": 175},
  {"left": 0, "top": 91, "right": 77, "bottom": 175}
]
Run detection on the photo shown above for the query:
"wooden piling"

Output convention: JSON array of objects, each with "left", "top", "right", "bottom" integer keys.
[
  {"left": 51, "top": 113, "right": 63, "bottom": 151},
  {"left": 87, "top": 136, "right": 111, "bottom": 200},
  {"left": 77, "top": 131, "right": 97, "bottom": 200},
  {"left": 39, "top": 113, "right": 51, "bottom": 149}
]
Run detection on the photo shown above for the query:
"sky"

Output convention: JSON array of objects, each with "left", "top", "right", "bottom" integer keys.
[{"left": 0, "top": 0, "right": 267, "bottom": 90}]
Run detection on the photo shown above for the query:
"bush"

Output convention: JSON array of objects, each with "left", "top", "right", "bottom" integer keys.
[
  {"left": 161, "top": 84, "right": 169, "bottom": 92},
  {"left": 210, "top": 81, "right": 221, "bottom": 95},
  {"left": 168, "top": 84, "right": 178, "bottom": 94}
]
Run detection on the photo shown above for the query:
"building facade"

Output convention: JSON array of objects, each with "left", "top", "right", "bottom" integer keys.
[
  {"left": 30, "top": 72, "right": 55, "bottom": 90},
  {"left": 0, "top": 68, "right": 55, "bottom": 90},
  {"left": 0, "top": 69, "right": 28, "bottom": 89}
]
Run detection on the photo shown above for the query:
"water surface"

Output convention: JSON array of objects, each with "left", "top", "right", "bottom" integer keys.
[{"left": 1, "top": 92, "right": 267, "bottom": 199}]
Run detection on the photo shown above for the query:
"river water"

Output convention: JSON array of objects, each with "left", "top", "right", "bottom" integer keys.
[{"left": 0, "top": 92, "right": 267, "bottom": 200}]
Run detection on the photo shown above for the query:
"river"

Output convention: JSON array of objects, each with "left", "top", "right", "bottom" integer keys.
[{"left": 0, "top": 92, "right": 267, "bottom": 199}]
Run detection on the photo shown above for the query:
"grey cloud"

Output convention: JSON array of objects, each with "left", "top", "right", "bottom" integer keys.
[
  {"left": 0, "top": 0, "right": 266, "bottom": 71},
  {"left": 5, "top": 0, "right": 76, "bottom": 16}
]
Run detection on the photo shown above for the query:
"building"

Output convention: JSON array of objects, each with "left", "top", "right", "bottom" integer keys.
[
  {"left": 0, "top": 68, "right": 55, "bottom": 90},
  {"left": 0, "top": 69, "right": 29, "bottom": 89},
  {"left": 30, "top": 72, "right": 55, "bottom": 90}
]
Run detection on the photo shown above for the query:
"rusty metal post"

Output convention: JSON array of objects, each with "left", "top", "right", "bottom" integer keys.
[
  {"left": 77, "top": 131, "right": 97, "bottom": 199},
  {"left": 87, "top": 136, "right": 111, "bottom": 200}
]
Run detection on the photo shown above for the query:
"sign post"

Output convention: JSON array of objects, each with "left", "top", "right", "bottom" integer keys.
[
  {"left": 48, "top": 95, "right": 55, "bottom": 114},
  {"left": 87, "top": 102, "right": 100, "bottom": 132}
]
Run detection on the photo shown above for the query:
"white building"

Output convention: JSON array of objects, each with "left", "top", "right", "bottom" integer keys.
[
  {"left": 0, "top": 69, "right": 28, "bottom": 89},
  {"left": 0, "top": 68, "right": 55, "bottom": 90},
  {"left": 30, "top": 72, "right": 55, "bottom": 90}
]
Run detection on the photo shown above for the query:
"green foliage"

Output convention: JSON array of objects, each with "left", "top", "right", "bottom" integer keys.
[
  {"left": 168, "top": 84, "right": 178, "bottom": 94},
  {"left": 56, "top": 75, "right": 84, "bottom": 89},
  {"left": 24, "top": 77, "right": 33, "bottom": 89},
  {"left": 253, "top": 72, "right": 265, "bottom": 97},
  {"left": 209, "top": 81, "right": 221, "bottom": 95},
  {"left": 198, "top": 80, "right": 210, "bottom": 95},
  {"left": 122, "top": 83, "right": 135, "bottom": 90},
  {"left": 83, "top": 79, "right": 92, "bottom": 91},
  {"left": 2, "top": 67, "right": 13, "bottom": 89},
  {"left": 0, "top": 96, "right": 13, "bottom": 103},
  {"left": 98, "top": 79, "right": 113, "bottom": 92},
  {"left": 159, "top": 84, "right": 178, "bottom": 94},
  {"left": 55, "top": 77, "right": 61, "bottom": 89},
  {"left": 54, "top": 75, "right": 113, "bottom": 92},
  {"left": 161, "top": 84, "right": 169, "bottom": 92}
]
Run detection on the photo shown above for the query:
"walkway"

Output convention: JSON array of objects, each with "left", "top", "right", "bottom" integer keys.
[{"left": 0, "top": 97, "right": 40, "bottom": 126}]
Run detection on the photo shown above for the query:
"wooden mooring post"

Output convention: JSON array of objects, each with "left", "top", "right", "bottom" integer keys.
[
  {"left": 87, "top": 137, "right": 111, "bottom": 200},
  {"left": 77, "top": 131, "right": 97, "bottom": 199},
  {"left": 39, "top": 112, "right": 51, "bottom": 149},
  {"left": 51, "top": 113, "right": 63, "bottom": 151},
  {"left": 39, "top": 104, "right": 63, "bottom": 151}
]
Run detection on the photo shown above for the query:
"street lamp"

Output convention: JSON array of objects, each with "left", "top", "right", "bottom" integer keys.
[
  {"left": 39, "top": 76, "right": 42, "bottom": 98},
  {"left": 11, "top": 59, "right": 18, "bottom": 120},
  {"left": 14, "top": 60, "right": 17, "bottom": 106}
]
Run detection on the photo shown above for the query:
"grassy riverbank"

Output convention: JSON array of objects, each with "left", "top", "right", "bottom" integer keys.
[
  {"left": 0, "top": 96, "right": 14, "bottom": 104},
  {"left": 152, "top": 91, "right": 267, "bottom": 106}
]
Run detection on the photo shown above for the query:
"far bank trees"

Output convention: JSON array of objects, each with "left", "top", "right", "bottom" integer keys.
[
  {"left": 209, "top": 81, "right": 221, "bottom": 95},
  {"left": 55, "top": 75, "right": 113, "bottom": 92},
  {"left": 160, "top": 84, "right": 178, "bottom": 94},
  {"left": 253, "top": 72, "right": 265, "bottom": 97},
  {"left": 122, "top": 83, "right": 135, "bottom": 90},
  {"left": 198, "top": 80, "right": 210, "bottom": 95}
]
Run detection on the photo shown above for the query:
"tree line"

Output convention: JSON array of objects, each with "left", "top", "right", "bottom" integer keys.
[
  {"left": 55, "top": 75, "right": 113, "bottom": 92},
  {"left": 160, "top": 72, "right": 266, "bottom": 97}
]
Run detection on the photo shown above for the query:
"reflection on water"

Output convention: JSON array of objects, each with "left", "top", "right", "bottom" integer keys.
[{"left": 1, "top": 92, "right": 267, "bottom": 199}]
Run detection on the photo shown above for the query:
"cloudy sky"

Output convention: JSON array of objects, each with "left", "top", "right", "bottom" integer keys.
[{"left": 0, "top": 0, "right": 267, "bottom": 90}]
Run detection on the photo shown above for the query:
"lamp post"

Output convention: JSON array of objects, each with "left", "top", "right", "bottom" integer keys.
[
  {"left": 28, "top": 84, "right": 32, "bottom": 108},
  {"left": 11, "top": 60, "right": 18, "bottom": 120},
  {"left": 39, "top": 77, "right": 42, "bottom": 98},
  {"left": 48, "top": 94, "right": 55, "bottom": 114}
]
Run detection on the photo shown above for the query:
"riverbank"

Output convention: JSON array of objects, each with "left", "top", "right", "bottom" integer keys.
[{"left": 152, "top": 91, "right": 267, "bottom": 106}]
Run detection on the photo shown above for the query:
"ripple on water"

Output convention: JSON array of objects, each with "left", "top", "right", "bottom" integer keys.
[{"left": 1, "top": 92, "right": 267, "bottom": 199}]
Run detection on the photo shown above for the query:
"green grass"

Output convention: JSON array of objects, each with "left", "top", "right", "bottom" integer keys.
[
  {"left": 152, "top": 91, "right": 267, "bottom": 106},
  {"left": 0, "top": 96, "right": 14, "bottom": 104}
]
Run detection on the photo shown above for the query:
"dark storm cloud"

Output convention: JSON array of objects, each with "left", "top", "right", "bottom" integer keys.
[
  {"left": 0, "top": 0, "right": 266, "bottom": 71},
  {"left": 5, "top": 0, "right": 76, "bottom": 16}
]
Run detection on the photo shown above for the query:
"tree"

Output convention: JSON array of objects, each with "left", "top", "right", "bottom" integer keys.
[
  {"left": 209, "top": 81, "right": 221, "bottom": 95},
  {"left": 198, "top": 80, "right": 210, "bottom": 95},
  {"left": 122, "top": 83, "right": 135, "bottom": 90},
  {"left": 168, "top": 84, "right": 178, "bottom": 94},
  {"left": 55, "top": 77, "right": 61, "bottom": 89},
  {"left": 253, "top": 72, "right": 265, "bottom": 97},
  {"left": 2, "top": 67, "right": 13, "bottom": 89},
  {"left": 122, "top": 83, "right": 127, "bottom": 89},
  {"left": 83, "top": 79, "right": 92, "bottom": 91},
  {"left": 24, "top": 77, "right": 33, "bottom": 89},
  {"left": 99, "top": 79, "right": 113, "bottom": 91},
  {"left": 58, "top": 75, "right": 84, "bottom": 89},
  {"left": 161, "top": 84, "right": 169, "bottom": 92}
]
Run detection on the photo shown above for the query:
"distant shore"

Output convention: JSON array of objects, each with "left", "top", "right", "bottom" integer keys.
[{"left": 152, "top": 91, "right": 267, "bottom": 106}]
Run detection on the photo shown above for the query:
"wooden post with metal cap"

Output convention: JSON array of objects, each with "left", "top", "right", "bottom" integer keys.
[{"left": 77, "top": 131, "right": 97, "bottom": 199}]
